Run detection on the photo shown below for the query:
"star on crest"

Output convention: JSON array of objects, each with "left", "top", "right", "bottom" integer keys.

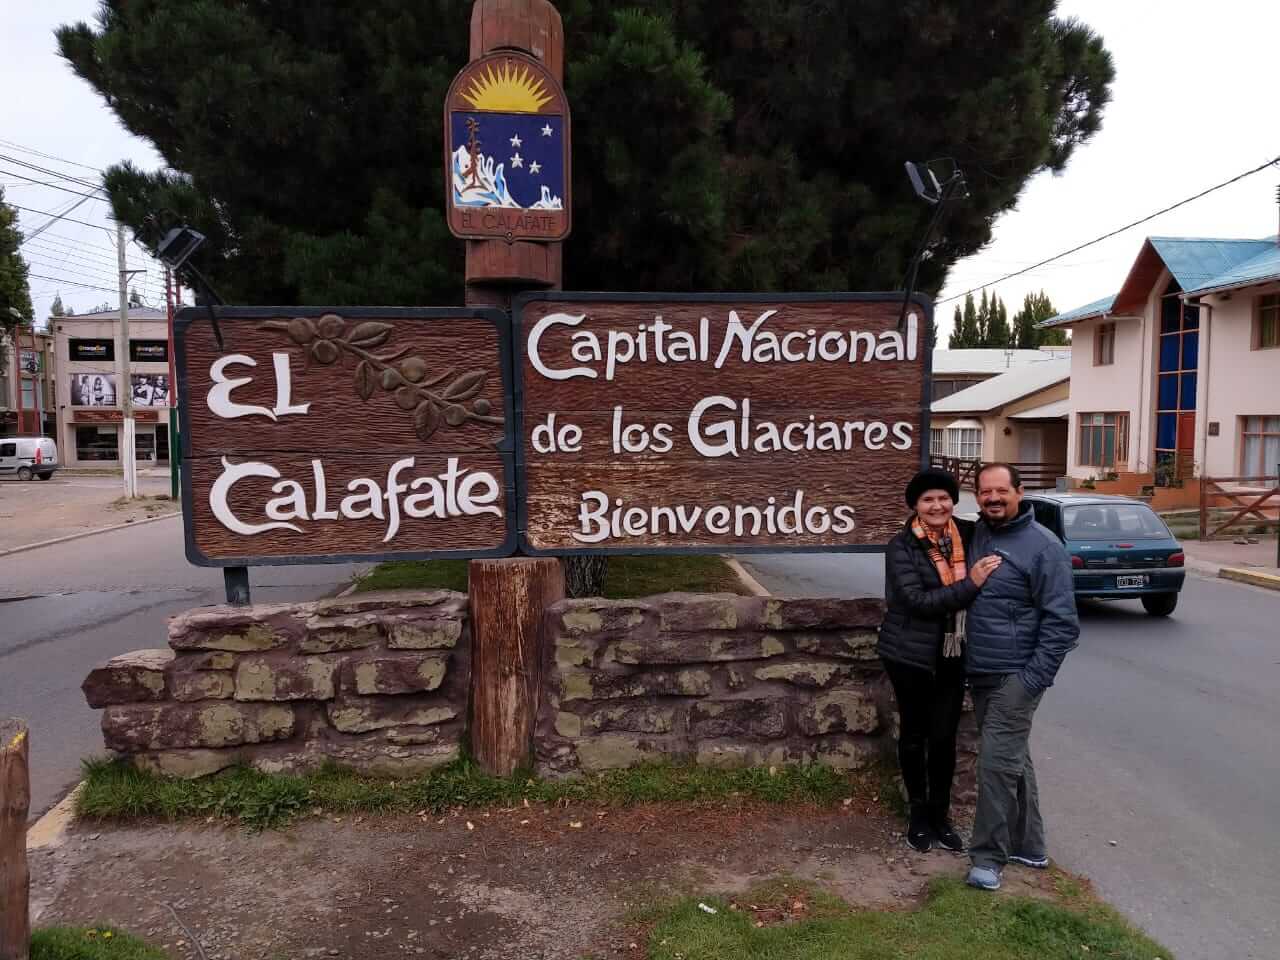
[
  {"left": 510, "top": 153, "right": 524, "bottom": 169},
  {"left": 541, "top": 123, "right": 553, "bottom": 137},
  {"left": 529, "top": 161, "right": 542, "bottom": 175},
  {"left": 509, "top": 134, "right": 523, "bottom": 148}
]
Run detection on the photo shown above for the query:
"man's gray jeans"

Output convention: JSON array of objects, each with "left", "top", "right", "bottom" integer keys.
[{"left": 969, "top": 673, "right": 1046, "bottom": 870}]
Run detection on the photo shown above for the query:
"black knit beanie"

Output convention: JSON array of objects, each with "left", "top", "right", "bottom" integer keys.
[{"left": 904, "top": 469, "right": 960, "bottom": 509}]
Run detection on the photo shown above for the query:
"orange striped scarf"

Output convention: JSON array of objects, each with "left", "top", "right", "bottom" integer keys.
[{"left": 910, "top": 516, "right": 968, "bottom": 657}]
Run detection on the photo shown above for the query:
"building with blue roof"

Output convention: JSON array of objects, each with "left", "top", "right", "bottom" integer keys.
[{"left": 1040, "top": 234, "right": 1279, "bottom": 499}]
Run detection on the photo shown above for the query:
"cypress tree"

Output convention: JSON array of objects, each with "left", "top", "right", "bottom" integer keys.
[
  {"left": 0, "top": 187, "right": 34, "bottom": 341},
  {"left": 56, "top": 1, "right": 1114, "bottom": 305}
]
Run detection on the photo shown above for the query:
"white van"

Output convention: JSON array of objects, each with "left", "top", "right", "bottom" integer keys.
[{"left": 0, "top": 436, "right": 58, "bottom": 480}]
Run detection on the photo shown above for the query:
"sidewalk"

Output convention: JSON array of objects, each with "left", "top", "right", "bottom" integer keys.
[
  {"left": 1183, "top": 537, "right": 1280, "bottom": 590},
  {"left": 0, "top": 474, "right": 177, "bottom": 554}
]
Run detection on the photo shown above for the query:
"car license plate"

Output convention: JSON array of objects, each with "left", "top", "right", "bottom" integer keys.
[{"left": 1116, "top": 575, "right": 1147, "bottom": 588}]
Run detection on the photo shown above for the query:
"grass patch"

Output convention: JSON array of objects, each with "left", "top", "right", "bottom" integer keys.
[
  {"left": 78, "top": 757, "right": 860, "bottom": 830},
  {"left": 31, "top": 927, "right": 165, "bottom": 960},
  {"left": 353, "top": 554, "right": 748, "bottom": 597},
  {"left": 644, "top": 876, "right": 1173, "bottom": 959}
]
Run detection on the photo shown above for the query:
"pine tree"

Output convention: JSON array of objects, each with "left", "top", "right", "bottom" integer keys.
[
  {"left": 129, "top": 286, "right": 144, "bottom": 308},
  {"left": 50, "top": 293, "right": 66, "bottom": 317},
  {"left": 1011, "top": 290, "right": 1065, "bottom": 348},
  {"left": 958, "top": 292, "right": 980, "bottom": 347},
  {"left": 56, "top": 2, "right": 1114, "bottom": 305},
  {"left": 0, "top": 187, "right": 34, "bottom": 342},
  {"left": 948, "top": 304, "right": 965, "bottom": 348},
  {"left": 986, "top": 295, "right": 1011, "bottom": 348},
  {"left": 976, "top": 290, "right": 991, "bottom": 345}
]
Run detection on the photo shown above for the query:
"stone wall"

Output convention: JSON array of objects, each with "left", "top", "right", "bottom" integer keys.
[
  {"left": 84, "top": 588, "right": 976, "bottom": 805},
  {"left": 81, "top": 591, "right": 470, "bottom": 778},
  {"left": 535, "top": 593, "right": 977, "bottom": 801}
]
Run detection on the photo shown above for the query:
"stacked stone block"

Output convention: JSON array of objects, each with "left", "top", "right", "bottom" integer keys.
[
  {"left": 536, "top": 594, "right": 917, "bottom": 777},
  {"left": 81, "top": 591, "right": 470, "bottom": 778}
]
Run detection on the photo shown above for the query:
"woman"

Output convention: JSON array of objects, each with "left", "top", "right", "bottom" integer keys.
[{"left": 879, "top": 469, "right": 1001, "bottom": 853}]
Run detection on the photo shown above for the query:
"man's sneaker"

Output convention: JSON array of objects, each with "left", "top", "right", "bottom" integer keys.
[
  {"left": 932, "top": 819, "right": 965, "bottom": 854},
  {"left": 906, "top": 807, "right": 934, "bottom": 853},
  {"left": 1009, "top": 853, "right": 1050, "bottom": 869},
  {"left": 966, "top": 865, "right": 1002, "bottom": 891}
]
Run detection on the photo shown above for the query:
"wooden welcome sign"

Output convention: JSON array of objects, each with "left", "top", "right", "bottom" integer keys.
[
  {"left": 176, "top": 307, "right": 517, "bottom": 566},
  {"left": 516, "top": 293, "right": 932, "bottom": 554}
]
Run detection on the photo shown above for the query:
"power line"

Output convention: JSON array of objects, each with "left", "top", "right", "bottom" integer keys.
[
  {"left": 0, "top": 138, "right": 104, "bottom": 174},
  {"left": 938, "top": 153, "right": 1280, "bottom": 305},
  {"left": 0, "top": 167, "right": 105, "bottom": 201},
  {"left": 6, "top": 202, "right": 116, "bottom": 235},
  {"left": 0, "top": 265, "right": 117, "bottom": 294},
  {"left": 0, "top": 153, "right": 103, "bottom": 191}
]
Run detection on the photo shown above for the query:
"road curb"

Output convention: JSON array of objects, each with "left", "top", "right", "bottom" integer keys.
[
  {"left": 0, "top": 511, "right": 181, "bottom": 559},
  {"left": 27, "top": 783, "right": 82, "bottom": 851},
  {"left": 1218, "top": 567, "right": 1280, "bottom": 591},
  {"left": 725, "top": 556, "right": 771, "bottom": 597}
]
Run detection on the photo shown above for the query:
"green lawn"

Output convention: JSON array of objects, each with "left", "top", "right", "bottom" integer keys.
[
  {"left": 353, "top": 554, "right": 749, "bottom": 597},
  {"left": 78, "top": 757, "right": 859, "bottom": 830},
  {"left": 31, "top": 928, "right": 165, "bottom": 960},
  {"left": 643, "top": 877, "right": 1173, "bottom": 960}
]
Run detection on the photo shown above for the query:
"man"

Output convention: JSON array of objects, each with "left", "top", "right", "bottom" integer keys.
[{"left": 964, "top": 462, "right": 1079, "bottom": 891}]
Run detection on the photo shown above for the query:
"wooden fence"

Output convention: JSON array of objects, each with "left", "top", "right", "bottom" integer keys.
[
  {"left": 1199, "top": 474, "right": 1280, "bottom": 541},
  {"left": 929, "top": 456, "right": 1065, "bottom": 491}
]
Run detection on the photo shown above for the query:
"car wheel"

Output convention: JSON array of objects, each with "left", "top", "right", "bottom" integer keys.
[
  {"left": 37, "top": 472, "right": 54, "bottom": 481},
  {"left": 1141, "top": 593, "right": 1178, "bottom": 617},
  {"left": 16, "top": 466, "right": 33, "bottom": 481}
]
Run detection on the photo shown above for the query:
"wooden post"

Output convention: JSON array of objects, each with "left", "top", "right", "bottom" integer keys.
[
  {"left": 468, "top": 559, "right": 565, "bottom": 775},
  {"left": 0, "top": 719, "right": 30, "bottom": 960},
  {"left": 463, "top": 0, "right": 567, "bottom": 775}
]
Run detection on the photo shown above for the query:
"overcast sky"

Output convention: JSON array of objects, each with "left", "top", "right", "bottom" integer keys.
[{"left": 4, "top": 1, "right": 1278, "bottom": 336}]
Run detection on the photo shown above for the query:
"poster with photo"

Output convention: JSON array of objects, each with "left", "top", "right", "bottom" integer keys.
[
  {"left": 20, "top": 350, "right": 41, "bottom": 374},
  {"left": 70, "top": 373, "right": 119, "bottom": 406},
  {"left": 130, "top": 374, "right": 171, "bottom": 407}
]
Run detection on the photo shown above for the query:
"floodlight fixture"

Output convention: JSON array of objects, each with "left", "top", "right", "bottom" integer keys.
[
  {"left": 156, "top": 226, "right": 207, "bottom": 270},
  {"left": 898, "top": 158, "right": 969, "bottom": 330}
]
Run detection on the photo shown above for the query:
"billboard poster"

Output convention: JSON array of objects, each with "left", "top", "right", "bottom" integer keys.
[
  {"left": 130, "top": 374, "right": 171, "bottom": 407},
  {"left": 70, "top": 373, "right": 119, "bottom": 407}
]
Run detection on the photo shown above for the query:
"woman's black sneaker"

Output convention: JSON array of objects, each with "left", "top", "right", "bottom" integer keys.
[
  {"left": 906, "top": 807, "right": 934, "bottom": 853},
  {"left": 932, "top": 819, "right": 965, "bottom": 854}
]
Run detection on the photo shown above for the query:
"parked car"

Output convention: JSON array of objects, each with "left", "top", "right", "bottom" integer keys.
[
  {"left": 0, "top": 436, "right": 59, "bottom": 481},
  {"left": 1023, "top": 492, "right": 1185, "bottom": 616}
]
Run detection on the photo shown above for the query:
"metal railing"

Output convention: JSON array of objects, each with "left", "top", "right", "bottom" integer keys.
[{"left": 929, "top": 456, "right": 1065, "bottom": 490}]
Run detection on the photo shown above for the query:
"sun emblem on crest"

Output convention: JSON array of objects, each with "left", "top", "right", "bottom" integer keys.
[{"left": 460, "top": 60, "right": 552, "bottom": 113}]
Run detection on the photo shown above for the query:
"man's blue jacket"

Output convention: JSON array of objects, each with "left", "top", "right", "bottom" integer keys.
[{"left": 966, "top": 503, "right": 1080, "bottom": 693}]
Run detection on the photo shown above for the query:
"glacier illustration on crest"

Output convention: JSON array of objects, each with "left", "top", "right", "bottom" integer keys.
[{"left": 452, "top": 146, "right": 563, "bottom": 211}]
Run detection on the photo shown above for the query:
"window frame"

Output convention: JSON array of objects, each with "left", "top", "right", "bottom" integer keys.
[
  {"left": 1254, "top": 293, "right": 1280, "bottom": 351},
  {"left": 1094, "top": 321, "right": 1116, "bottom": 366},
  {"left": 1077, "top": 411, "right": 1130, "bottom": 468},
  {"left": 1239, "top": 415, "right": 1280, "bottom": 476}
]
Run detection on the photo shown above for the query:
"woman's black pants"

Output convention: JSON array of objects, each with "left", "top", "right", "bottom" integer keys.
[{"left": 883, "top": 655, "right": 966, "bottom": 820}]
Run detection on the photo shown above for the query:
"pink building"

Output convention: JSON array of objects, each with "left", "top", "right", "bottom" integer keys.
[{"left": 1043, "top": 235, "right": 1280, "bottom": 507}]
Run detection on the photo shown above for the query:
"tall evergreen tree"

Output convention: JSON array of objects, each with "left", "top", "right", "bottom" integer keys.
[
  {"left": 56, "top": 1, "right": 1114, "bottom": 305},
  {"left": 986, "top": 294, "right": 1011, "bottom": 347},
  {"left": 1011, "top": 290, "right": 1068, "bottom": 348},
  {"left": 0, "top": 187, "right": 34, "bottom": 342},
  {"left": 959, "top": 292, "right": 980, "bottom": 347},
  {"left": 948, "top": 303, "right": 965, "bottom": 348},
  {"left": 976, "top": 290, "right": 991, "bottom": 345},
  {"left": 50, "top": 293, "right": 66, "bottom": 317}
]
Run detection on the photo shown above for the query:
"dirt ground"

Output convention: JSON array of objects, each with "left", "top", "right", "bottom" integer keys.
[
  {"left": 31, "top": 802, "right": 1057, "bottom": 960},
  {"left": 0, "top": 471, "right": 175, "bottom": 553}
]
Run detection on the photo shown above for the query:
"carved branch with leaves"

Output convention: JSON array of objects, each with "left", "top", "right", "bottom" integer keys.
[{"left": 259, "top": 314, "right": 504, "bottom": 442}]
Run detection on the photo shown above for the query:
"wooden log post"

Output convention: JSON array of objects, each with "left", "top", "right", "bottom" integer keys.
[
  {"left": 468, "top": 559, "right": 565, "bottom": 775},
  {"left": 0, "top": 719, "right": 30, "bottom": 960},
  {"left": 463, "top": 0, "right": 567, "bottom": 775}
]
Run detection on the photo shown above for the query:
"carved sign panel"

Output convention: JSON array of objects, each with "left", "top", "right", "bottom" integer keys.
[
  {"left": 444, "top": 51, "right": 571, "bottom": 243},
  {"left": 176, "top": 307, "right": 516, "bottom": 566},
  {"left": 516, "top": 293, "right": 931, "bottom": 554}
]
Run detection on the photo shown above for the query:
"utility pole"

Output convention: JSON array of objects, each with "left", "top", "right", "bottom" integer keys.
[
  {"left": 164, "top": 267, "right": 179, "bottom": 499},
  {"left": 117, "top": 223, "right": 144, "bottom": 498}
]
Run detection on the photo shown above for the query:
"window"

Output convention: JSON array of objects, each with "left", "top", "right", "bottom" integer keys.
[
  {"left": 1030, "top": 500, "right": 1061, "bottom": 536},
  {"left": 946, "top": 427, "right": 982, "bottom": 459},
  {"left": 931, "top": 377, "right": 986, "bottom": 401},
  {"left": 1255, "top": 294, "right": 1280, "bottom": 350},
  {"left": 1078, "top": 412, "right": 1130, "bottom": 468},
  {"left": 1094, "top": 322, "right": 1116, "bottom": 365},
  {"left": 1240, "top": 416, "right": 1280, "bottom": 476},
  {"left": 0, "top": 443, "right": 15, "bottom": 458},
  {"left": 75, "top": 426, "right": 119, "bottom": 462},
  {"left": 1063, "top": 503, "right": 1171, "bottom": 540},
  {"left": 929, "top": 427, "right": 944, "bottom": 455}
]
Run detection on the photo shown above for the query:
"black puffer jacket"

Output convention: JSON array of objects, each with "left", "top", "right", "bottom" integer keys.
[{"left": 878, "top": 517, "right": 978, "bottom": 672}]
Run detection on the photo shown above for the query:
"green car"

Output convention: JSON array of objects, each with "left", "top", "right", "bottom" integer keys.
[{"left": 1024, "top": 492, "right": 1186, "bottom": 617}]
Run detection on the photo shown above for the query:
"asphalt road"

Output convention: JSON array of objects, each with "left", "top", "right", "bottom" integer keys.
[
  {"left": 0, "top": 515, "right": 366, "bottom": 817},
  {"left": 738, "top": 553, "right": 1280, "bottom": 960}
]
